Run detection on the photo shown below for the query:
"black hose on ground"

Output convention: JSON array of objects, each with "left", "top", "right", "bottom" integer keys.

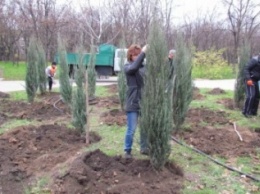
[{"left": 171, "top": 136, "right": 260, "bottom": 182}]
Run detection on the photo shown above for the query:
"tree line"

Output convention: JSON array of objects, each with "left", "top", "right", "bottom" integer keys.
[{"left": 0, "top": 0, "right": 259, "bottom": 64}]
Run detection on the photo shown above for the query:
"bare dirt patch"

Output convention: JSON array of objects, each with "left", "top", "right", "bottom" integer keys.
[
  {"left": 217, "top": 98, "right": 235, "bottom": 110},
  {"left": 0, "top": 92, "right": 69, "bottom": 121},
  {"left": 0, "top": 91, "right": 10, "bottom": 98},
  {"left": 100, "top": 109, "right": 126, "bottom": 126},
  {"left": 193, "top": 87, "right": 205, "bottom": 100},
  {"left": 50, "top": 149, "right": 184, "bottom": 194},
  {"left": 0, "top": 124, "right": 100, "bottom": 194},
  {"left": 177, "top": 108, "right": 260, "bottom": 158},
  {"left": 207, "top": 88, "right": 226, "bottom": 95}
]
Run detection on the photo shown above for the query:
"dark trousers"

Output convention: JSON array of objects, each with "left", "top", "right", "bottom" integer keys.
[
  {"left": 48, "top": 76, "right": 53, "bottom": 91},
  {"left": 243, "top": 80, "right": 259, "bottom": 115}
]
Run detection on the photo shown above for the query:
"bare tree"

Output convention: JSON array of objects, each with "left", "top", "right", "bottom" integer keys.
[{"left": 223, "top": 0, "right": 260, "bottom": 62}]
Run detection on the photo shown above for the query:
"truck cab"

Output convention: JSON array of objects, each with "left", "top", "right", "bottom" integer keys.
[{"left": 113, "top": 48, "right": 128, "bottom": 73}]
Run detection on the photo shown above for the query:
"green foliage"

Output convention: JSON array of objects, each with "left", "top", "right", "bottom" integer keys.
[
  {"left": 87, "top": 45, "right": 97, "bottom": 98},
  {"left": 72, "top": 48, "right": 86, "bottom": 133},
  {"left": 117, "top": 40, "right": 127, "bottom": 111},
  {"left": 58, "top": 36, "right": 72, "bottom": 105},
  {"left": 172, "top": 34, "right": 193, "bottom": 130},
  {"left": 192, "top": 48, "right": 234, "bottom": 79},
  {"left": 37, "top": 42, "right": 47, "bottom": 95},
  {"left": 25, "top": 37, "right": 38, "bottom": 103},
  {"left": 140, "top": 21, "right": 172, "bottom": 170},
  {"left": 234, "top": 42, "right": 250, "bottom": 108}
]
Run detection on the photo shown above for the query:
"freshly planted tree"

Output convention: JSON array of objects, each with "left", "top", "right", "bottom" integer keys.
[
  {"left": 117, "top": 40, "right": 127, "bottom": 111},
  {"left": 72, "top": 48, "right": 87, "bottom": 133},
  {"left": 234, "top": 42, "right": 250, "bottom": 109},
  {"left": 25, "top": 37, "right": 38, "bottom": 103},
  {"left": 87, "top": 45, "right": 96, "bottom": 98},
  {"left": 58, "top": 36, "right": 72, "bottom": 105},
  {"left": 37, "top": 42, "right": 47, "bottom": 95},
  {"left": 140, "top": 21, "right": 172, "bottom": 170},
  {"left": 172, "top": 34, "right": 193, "bottom": 130}
]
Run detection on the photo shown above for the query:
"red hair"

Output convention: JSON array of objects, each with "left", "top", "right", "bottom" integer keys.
[{"left": 127, "top": 44, "right": 141, "bottom": 62}]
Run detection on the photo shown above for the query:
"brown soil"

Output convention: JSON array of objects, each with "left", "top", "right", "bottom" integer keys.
[
  {"left": 50, "top": 150, "right": 184, "bottom": 194},
  {"left": 207, "top": 88, "right": 226, "bottom": 95},
  {"left": 0, "top": 91, "right": 10, "bottom": 98},
  {"left": 178, "top": 107, "right": 260, "bottom": 158},
  {"left": 101, "top": 109, "right": 126, "bottom": 126},
  {"left": 0, "top": 92, "right": 70, "bottom": 122},
  {"left": 0, "top": 124, "right": 100, "bottom": 194},
  {"left": 0, "top": 90, "right": 184, "bottom": 193},
  {"left": 217, "top": 98, "right": 235, "bottom": 110},
  {"left": 193, "top": 87, "right": 205, "bottom": 100}
]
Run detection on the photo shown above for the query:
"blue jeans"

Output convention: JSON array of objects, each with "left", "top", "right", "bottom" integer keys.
[{"left": 124, "top": 111, "right": 147, "bottom": 153}]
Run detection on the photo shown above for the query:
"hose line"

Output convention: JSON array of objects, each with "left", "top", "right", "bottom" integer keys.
[{"left": 171, "top": 136, "right": 260, "bottom": 182}]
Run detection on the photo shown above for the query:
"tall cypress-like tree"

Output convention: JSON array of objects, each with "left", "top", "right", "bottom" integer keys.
[
  {"left": 87, "top": 45, "right": 96, "bottom": 98},
  {"left": 58, "top": 36, "right": 72, "bottom": 105},
  {"left": 234, "top": 42, "right": 250, "bottom": 108},
  {"left": 117, "top": 40, "right": 127, "bottom": 111},
  {"left": 37, "top": 41, "right": 47, "bottom": 95},
  {"left": 140, "top": 21, "right": 172, "bottom": 170},
  {"left": 172, "top": 34, "right": 193, "bottom": 130},
  {"left": 25, "top": 37, "right": 38, "bottom": 103},
  {"left": 72, "top": 47, "right": 86, "bottom": 133}
]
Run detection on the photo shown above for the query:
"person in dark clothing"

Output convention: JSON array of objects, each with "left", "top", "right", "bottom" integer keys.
[
  {"left": 242, "top": 54, "right": 260, "bottom": 117},
  {"left": 124, "top": 44, "right": 148, "bottom": 159}
]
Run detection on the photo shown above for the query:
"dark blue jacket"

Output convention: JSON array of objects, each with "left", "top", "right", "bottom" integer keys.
[
  {"left": 124, "top": 52, "right": 145, "bottom": 112},
  {"left": 244, "top": 55, "right": 260, "bottom": 81}
]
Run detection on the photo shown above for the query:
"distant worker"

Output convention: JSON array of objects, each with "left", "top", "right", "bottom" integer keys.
[
  {"left": 242, "top": 54, "right": 260, "bottom": 117},
  {"left": 45, "top": 62, "right": 57, "bottom": 92},
  {"left": 168, "top": 49, "right": 176, "bottom": 80}
]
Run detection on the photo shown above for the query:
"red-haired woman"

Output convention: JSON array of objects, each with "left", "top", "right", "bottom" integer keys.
[{"left": 124, "top": 44, "right": 148, "bottom": 159}]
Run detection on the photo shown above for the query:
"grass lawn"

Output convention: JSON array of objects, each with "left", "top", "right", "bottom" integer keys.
[{"left": 0, "top": 61, "right": 27, "bottom": 80}]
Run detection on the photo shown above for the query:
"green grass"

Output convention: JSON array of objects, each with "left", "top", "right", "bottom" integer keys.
[
  {"left": 1, "top": 61, "right": 236, "bottom": 81},
  {"left": 0, "top": 119, "right": 34, "bottom": 134},
  {"left": 192, "top": 64, "right": 235, "bottom": 79},
  {"left": 0, "top": 61, "right": 27, "bottom": 80}
]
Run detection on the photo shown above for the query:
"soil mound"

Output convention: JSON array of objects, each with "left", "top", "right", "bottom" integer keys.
[
  {"left": 51, "top": 149, "right": 184, "bottom": 194},
  {"left": 0, "top": 124, "right": 100, "bottom": 194}
]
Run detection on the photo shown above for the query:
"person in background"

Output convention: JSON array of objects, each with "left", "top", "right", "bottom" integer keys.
[
  {"left": 168, "top": 49, "right": 176, "bottom": 79},
  {"left": 45, "top": 62, "right": 57, "bottom": 92},
  {"left": 124, "top": 44, "right": 148, "bottom": 159},
  {"left": 242, "top": 54, "right": 260, "bottom": 117}
]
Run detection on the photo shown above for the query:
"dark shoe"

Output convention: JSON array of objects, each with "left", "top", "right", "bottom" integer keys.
[
  {"left": 140, "top": 149, "right": 149, "bottom": 155},
  {"left": 124, "top": 152, "right": 132, "bottom": 159},
  {"left": 242, "top": 113, "right": 252, "bottom": 118}
]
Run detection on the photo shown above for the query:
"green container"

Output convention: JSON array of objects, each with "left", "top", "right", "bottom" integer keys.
[{"left": 54, "top": 44, "right": 116, "bottom": 67}]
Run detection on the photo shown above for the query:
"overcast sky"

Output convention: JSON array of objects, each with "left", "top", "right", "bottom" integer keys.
[{"left": 60, "top": 0, "right": 227, "bottom": 24}]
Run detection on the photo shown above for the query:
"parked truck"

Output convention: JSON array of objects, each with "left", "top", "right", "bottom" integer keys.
[{"left": 55, "top": 44, "right": 127, "bottom": 78}]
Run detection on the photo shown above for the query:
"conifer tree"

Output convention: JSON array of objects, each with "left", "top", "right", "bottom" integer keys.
[
  {"left": 72, "top": 47, "right": 86, "bottom": 133},
  {"left": 117, "top": 40, "right": 127, "bottom": 111},
  {"left": 234, "top": 42, "right": 250, "bottom": 108},
  {"left": 140, "top": 21, "right": 172, "bottom": 170},
  {"left": 58, "top": 36, "right": 72, "bottom": 105},
  {"left": 37, "top": 42, "right": 47, "bottom": 95},
  {"left": 172, "top": 34, "right": 193, "bottom": 130},
  {"left": 87, "top": 45, "right": 96, "bottom": 98},
  {"left": 25, "top": 37, "right": 38, "bottom": 103}
]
